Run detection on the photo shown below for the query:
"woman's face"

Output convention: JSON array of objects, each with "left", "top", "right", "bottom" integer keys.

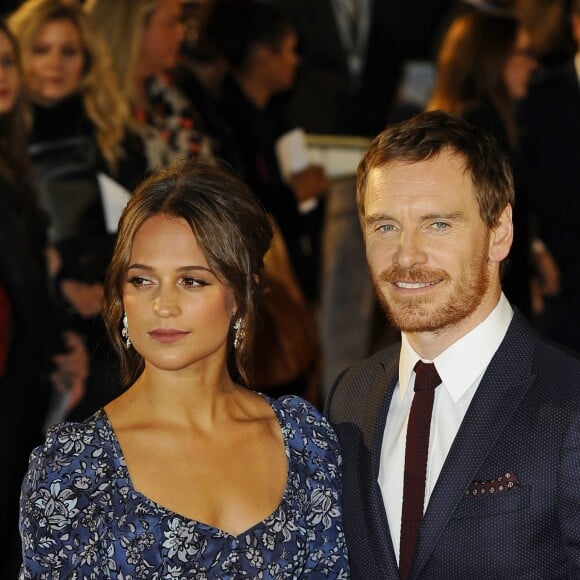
[
  {"left": 0, "top": 31, "right": 19, "bottom": 114},
  {"left": 123, "top": 214, "right": 237, "bottom": 375},
  {"left": 138, "top": 0, "right": 185, "bottom": 78},
  {"left": 28, "top": 18, "right": 85, "bottom": 104},
  {"left": 503, "top": 28, "right": 537, "bottom": 100}
]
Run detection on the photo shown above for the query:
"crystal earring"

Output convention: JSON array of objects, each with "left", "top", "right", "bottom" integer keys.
[
  {"left": 233, "top": 317, "right": 245, "bottom": 349},
  {"left": 121, "top": 312, "right": 131, "bottom": 349}
]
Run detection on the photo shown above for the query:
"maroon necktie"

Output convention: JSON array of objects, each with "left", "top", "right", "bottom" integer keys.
[{"left": 399, "top": 360, "right": 442, "bottom": 580}]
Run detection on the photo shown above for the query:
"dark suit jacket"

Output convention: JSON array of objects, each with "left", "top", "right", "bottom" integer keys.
[
  {"left": 326, "top": 311, "right": 580, "bottom": 578},
  {"left": 518, "top": 61, "right": 580, "bottom": 352},
  {"left": 273, "top": 0, "right": 455, "bottom": 136}
]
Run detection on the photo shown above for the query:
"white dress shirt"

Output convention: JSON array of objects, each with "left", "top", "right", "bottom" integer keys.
[{"left": 378, "top": 293, "right": 513, "bottom": 562}]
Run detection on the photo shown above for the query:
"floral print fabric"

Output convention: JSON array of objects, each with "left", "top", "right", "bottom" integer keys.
[{"left": 19, "top": 395, "right": 349, "bottom": 579}]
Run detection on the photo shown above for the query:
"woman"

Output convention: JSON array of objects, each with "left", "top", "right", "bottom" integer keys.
[
  {"left": 203, "top": 0, "right": 330, "bottom": 305},
  {"left": 84, "top": 0, "right": 213, "bottom": 171},
  {"left": 9, "top": 0, "right": 147, "bottom": 421},
  {"left": 0, "top": 19, "right": 87, "bottom": 578},
  {"left": 8, "top": 0, "right": 144, "bottom": 188},
  {"left": 427, "top": 7, "right": 559, "bottom": 319},
  {"left": 18, "top": 160, "right": 349, "bottom": 577}
]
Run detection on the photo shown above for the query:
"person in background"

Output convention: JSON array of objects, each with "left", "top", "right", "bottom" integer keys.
[
  {"left": 85, "top": 0, "right": 214, "bottom": 171},
  {"left": 0, "top": 18, "right": 88, "bottom": 578},
  {"left": 325, "top": 110, "right": 580, "bottom": 579},
  {"left": 8, "top": 0, "right": 147, "bottom": 421},
  {"left": 172, "top": 0, "right": 241, "bottom": 170},
  {"left": 426, "top": 5, "right": 559, "bottom": 321},
  {"left": 202, "top": 0, "right": 330, "bottom": 305},
  {"left": 18, "top": 160, "right": 349, "bottom": 577},
  {"left": 8, "top": 0, "right": 145, "bottom": 191},
  {"left": 518, "top": 0, "right": 580, "bottom": 354},
  {"left": 272, "top": 0, "right": 456, "bottom": 137}
]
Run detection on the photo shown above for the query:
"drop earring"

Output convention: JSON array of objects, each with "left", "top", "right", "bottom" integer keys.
[
  {"left": 121, "top": 312, "right": 131, "bottom": 349},
  {"left": 233, "top": 317, "right": 245, "bottom": 350}
]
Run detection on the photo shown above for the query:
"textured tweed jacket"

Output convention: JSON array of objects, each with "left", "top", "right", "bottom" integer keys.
[{"left": 326, "top": 311, "right": 580, "bottom": 579}]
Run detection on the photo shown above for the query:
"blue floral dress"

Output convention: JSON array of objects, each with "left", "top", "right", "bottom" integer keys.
[{"left": 19, "top": 395, "right": 349, "bottom": 578}]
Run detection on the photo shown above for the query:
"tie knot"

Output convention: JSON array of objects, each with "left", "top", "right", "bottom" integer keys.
[{"left": 413, "top": 360, "right": 441, "bottom": 392}]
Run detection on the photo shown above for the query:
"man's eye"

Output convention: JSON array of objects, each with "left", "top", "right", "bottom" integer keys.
[
  {"left": 432, "top": 221, "right": 449, "bottom": 230},
  {"left": 378, "top": 224, "right": 396, "bottom": 233}
]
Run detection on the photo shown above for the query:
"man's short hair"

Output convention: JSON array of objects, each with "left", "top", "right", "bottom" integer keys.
[{"left": 356, "top": 110, "right": 515, "bottom": 229}]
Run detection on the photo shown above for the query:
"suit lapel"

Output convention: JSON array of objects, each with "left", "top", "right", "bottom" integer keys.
[
  {"left": 361, "top": 349, "right": 400, "bottom": 578},
  {"left": 410, "top": 313, "right": 539, "bottom": 578}
]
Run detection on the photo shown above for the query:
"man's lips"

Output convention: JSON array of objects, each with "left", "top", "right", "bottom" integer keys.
[{"left": 148, "top": 329, "right": 189, "bottom": 343}]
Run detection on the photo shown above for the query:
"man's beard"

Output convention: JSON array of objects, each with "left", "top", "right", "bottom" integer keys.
[{"left": 373, "top": 253, "right": 490, "bottom": 333}]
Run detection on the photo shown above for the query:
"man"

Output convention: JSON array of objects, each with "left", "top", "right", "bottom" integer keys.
[
  {"left": 325, "top": 110, "right": 580, "bottom": 579},
  {"left": 518, "top": 0, "right": 580, "bottom": 354}
]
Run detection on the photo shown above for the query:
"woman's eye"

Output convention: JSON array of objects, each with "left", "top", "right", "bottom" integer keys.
[
  {"left": 0, "top": 56, "right": 15, "bottom": 68},
  {"left": 181, "top": 277, "right": 206, "bottom": 288},
  {"left": 62, "top": 47, "right": 80, "bottom": 58},
  {"left": 128, "top": 276, "right": 153, "bottom": 287}
]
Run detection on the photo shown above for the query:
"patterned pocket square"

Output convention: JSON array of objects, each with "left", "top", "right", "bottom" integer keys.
[{"left": 466, "top": 471, "right": 519, "bottom": 497}]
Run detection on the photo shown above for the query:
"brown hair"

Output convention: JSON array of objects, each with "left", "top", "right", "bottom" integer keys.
[
  {"left": 427, "top": 10, "right": 520, "bottom": 144},
  {"left": 103, "top": 160, "right": 273, "bottom": 389},
  {"left": 357, "top": 110, "right": 514, "bottom": 229}
]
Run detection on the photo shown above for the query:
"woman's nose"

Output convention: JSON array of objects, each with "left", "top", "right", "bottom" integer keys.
[{"left": 152, "top": 289, "right": 181, "bottom": 317}]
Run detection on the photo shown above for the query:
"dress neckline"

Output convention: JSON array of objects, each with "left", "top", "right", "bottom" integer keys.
[{"left": 96, "top": 393, "right": 291, "bottom": 539}]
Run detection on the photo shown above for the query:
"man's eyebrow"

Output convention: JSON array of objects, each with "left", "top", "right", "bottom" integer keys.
[
  {"left": 419, "top": 211, "right": 468, "bottom": 221},
  {"left": 364, "top": 213, "right": 395, "bottom": 227},
  {"left": 365, "top": 210, "right": 468, "bottom": 227}
]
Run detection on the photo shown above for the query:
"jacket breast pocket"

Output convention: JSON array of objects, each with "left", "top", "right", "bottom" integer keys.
[{"left": 451, "top": 485, "right": 530, "bottom": 520}]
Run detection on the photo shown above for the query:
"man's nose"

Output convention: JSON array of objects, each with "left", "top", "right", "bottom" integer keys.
[{"left": 392, "top": 230, "right": 428, "bottom": 269}]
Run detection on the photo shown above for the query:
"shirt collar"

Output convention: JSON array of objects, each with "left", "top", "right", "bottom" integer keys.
[{"left": 399, "top": 293, "right": 513, "bottom": 402}]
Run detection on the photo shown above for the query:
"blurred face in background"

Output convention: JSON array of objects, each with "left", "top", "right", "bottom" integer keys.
[
  {"left": 503, "top": 27, "right": 537, "bottom": 100},
  {"left": 28, "top": 18, "right": 85, "bottom": 104},
  {"left": 270, "top": 30, "right": 300, "bottom": 93},
  {"left": 138, "top": 0, "right": 185, "bottom": 78},
  {"left": 257, "top": 30, "right": 300, "bottom": 96},
  {"left": 0, "top": 30, "right": 19, "bottom": 114}
]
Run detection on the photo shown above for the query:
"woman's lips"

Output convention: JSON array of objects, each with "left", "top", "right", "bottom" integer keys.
[{"left": 148, "top": 329, "right": 189, "bottom": 344}]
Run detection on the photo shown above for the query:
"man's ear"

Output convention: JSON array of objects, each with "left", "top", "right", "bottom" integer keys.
[{"left": 489, "top": 204, "right": 513, "bottom": 263}]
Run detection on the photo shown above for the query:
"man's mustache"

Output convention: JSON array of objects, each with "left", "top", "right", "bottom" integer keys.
[{"left": 377, "top": 266, "right": 449, "bottom": 285}]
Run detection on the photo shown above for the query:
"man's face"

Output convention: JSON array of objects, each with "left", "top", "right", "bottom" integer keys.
[
  {"left": 138, "top": 0, "right": 185, "bottom": 77},
  {"left": 363, "top": 149, "right": 511, "bottom": 342}
]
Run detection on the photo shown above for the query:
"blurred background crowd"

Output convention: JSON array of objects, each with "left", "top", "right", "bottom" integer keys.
[{"left": 0, "top": 0, "right": 578, "bottom": 574}]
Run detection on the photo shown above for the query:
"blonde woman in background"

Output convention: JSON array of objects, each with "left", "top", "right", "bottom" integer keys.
[
  {"left": 8, "top": 0, "right": 147, "bottom": 422},
  {"left": 8, "top": 0, "right": 143, "bottom": 179},
  {"left": 85, "top": 0, "right": 214, "bottom": 170}
]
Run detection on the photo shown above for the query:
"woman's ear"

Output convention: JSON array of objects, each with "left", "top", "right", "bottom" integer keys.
[{"left": 488, "top": 204, "right": 513, "bottom": 263}]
